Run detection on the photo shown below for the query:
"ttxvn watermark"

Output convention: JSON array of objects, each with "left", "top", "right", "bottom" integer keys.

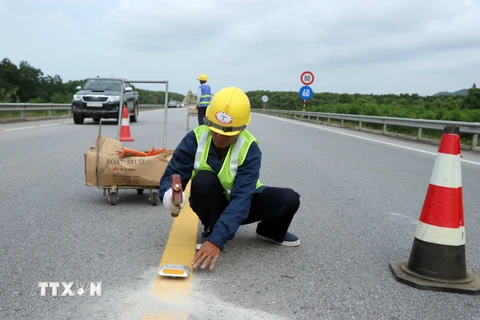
[{"left": 38, "top": 282, "right": 102, "bottom": 297}]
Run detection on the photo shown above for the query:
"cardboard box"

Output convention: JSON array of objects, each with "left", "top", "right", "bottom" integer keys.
[{"left": 84, "top": 133, "right": 174, "bottom": 187}]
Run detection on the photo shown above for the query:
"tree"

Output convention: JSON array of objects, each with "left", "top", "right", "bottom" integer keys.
[
  {"left": 41, "top": 75, "right": 64, "bottom": 101},
  {"left": 462, "top": 83, "right": 480, "bottom": 109},
  {"left": 0, "top": 58, "right": 20, "bottom": 102},
  {"left": 0, "top": 86, "right": 18, "bottom": 102},
  {"left": 16, "top": 60, "right": 44, "bottom": 102},
  {"left": 339, "top": 93, "right": 353, "bottom": 104}
]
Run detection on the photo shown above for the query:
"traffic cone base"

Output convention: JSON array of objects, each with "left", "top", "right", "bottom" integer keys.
[
  {"left": 119, "top": 105, "right": 134, "bottom": 142},
  {"left": 390, "top": 126, "right": 480, "bottom": 295},
  {"left": 408, "top": 237, "right": 466, "bottom": 280},
  {"left": 389, "top": 260, "right": 480, "bottom": 294}
]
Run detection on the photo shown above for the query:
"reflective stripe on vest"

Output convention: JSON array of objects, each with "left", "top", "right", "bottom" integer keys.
[
  {"left": 194, "top": 131, "right": 208, "bottom": 170},
  {"left": 192, "top": 126, "right": 262, "bottom": 200},
  {"left": 193, "top": 132, "right": 245, "bottom": 177},
  {"left": 199, "top": 84, "right": 211, "bottom": 107}
]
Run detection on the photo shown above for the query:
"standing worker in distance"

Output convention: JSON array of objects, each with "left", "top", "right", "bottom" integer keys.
[
  {"left": 196, "top": 73, "right": 212, "bottom": 125},
  {"left": 160, "top": 86, "right": 301, "bottom": 270}
]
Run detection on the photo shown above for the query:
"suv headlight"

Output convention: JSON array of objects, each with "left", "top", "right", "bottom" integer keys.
[
  {"left": 73, "top": 95, "right": 82, "bottom": 101},
  {"left": 108, "top": 96, "right": 120, "bottom": 102}
]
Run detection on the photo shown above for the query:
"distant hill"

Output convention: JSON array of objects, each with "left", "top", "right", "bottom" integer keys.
[{"left": 432, "top": 89, "right": 469, "bottom": 96}]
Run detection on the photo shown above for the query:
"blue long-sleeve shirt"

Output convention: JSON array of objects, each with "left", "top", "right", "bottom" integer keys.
[
  {"left": 196, "top": 87, "right": 201, "bottom": 106},
  {"left": 159, "top": 130, "right": 265, "bottom": 251}
]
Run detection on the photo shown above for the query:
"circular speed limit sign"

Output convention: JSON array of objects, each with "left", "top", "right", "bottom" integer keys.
[{"left": 300, "top": 71, "right": 315, "bottom": 86}]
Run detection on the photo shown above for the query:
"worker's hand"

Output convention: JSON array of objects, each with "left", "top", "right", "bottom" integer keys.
[
  {"left": 191, "top": 241, "right": 221, "bottom": 270},
  {"left": 162, "top": 188, "right": 185, "bottom": 215},
  {"left": 196, "top": 105, "right": 199, "bottom": 110}
]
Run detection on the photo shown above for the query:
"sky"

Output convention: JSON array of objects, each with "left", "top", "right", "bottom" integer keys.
[{"left": 1, "top": 0, "right": 479, "bottom": 97}]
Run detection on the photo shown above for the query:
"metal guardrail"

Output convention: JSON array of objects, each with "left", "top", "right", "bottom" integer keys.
[
  {"left": 0, "top": 103, "right": 164, "bottom": 118},
  {"left": 2, "top": 103, "right": 479, "bottom": 150},
  {"left": 253, "top": 109, "right": 480, "bottom": 150}
]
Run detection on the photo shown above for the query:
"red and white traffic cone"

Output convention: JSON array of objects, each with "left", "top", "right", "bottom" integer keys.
[
  {"left": 390, "top": 125, "right": 480, "bottom": 294},
  {"left": 119, "top": 104, "right": 134, "bottom": 142}
]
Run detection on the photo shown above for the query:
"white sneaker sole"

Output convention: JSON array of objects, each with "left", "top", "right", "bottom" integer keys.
[{"left": 256, "top": 234, "right": 300, "bottom": 247}]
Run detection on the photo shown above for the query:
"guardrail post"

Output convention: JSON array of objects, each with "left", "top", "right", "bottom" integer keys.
[
  {"left": 48, "top": 108, "right": 52, "bottom": 117},
  {"left": 383, "top": 124, "right": 387, "bottom": 133},
  {"left": 328, "top": 118, "right": 330, "bottom": 125},
  {"left": 418, "top": 128, "right": 422, "bottom": 139},
  {"left": 359, "top": 121, "right": 363, "bottom": 129},
  {"left": 20, "top": 111, "right": 24, "bottom": 118},
  {"left": 341, "top": 119, "right": 344, "bottom": 127},
  {"left": 307, "top": 114, "right": 310, "bottom": 121},
  {"left": 473, "top": 134, "right": 478, "bottom": 150}
]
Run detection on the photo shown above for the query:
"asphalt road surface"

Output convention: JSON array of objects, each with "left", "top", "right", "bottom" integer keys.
[{"left": 1, "top": 108, "right": 480, "bottom": 320}]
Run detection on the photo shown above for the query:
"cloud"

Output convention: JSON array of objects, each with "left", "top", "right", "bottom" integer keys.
[
  {"left": 47, "top": 12, "right": 67, "bottom": 24},
  {"left": 1, "top": 0, "right": 479, "bottom": 96},
  {"left": 105, "top": 1, "right": 480, "bottom": 62}
]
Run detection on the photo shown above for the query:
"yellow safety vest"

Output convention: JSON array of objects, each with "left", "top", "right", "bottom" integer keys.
[{"left": 191, "top": 125, "right": 263, "bottom": 200}]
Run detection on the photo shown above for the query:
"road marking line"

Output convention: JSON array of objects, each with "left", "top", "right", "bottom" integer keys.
[
  {"left": 388, "top": 212, "right": 418, "bottom": 225},
  {"left": 39, "top": 123, "right": 62, "bottom": 127},
  {"left": 1, "top": 122, "right": 62, "bottom": 132},
  {"left": 144, "top": 183, "right": 198, "bottom": 320},
  {"left": 4, "top": 125, "right": 40, "bottom": 131},
  {"left": 256, "top": 114, "right": 480, "bottom": 167},
  {"left": 143, "top": 312, "right": 189, "bottom": 320}
]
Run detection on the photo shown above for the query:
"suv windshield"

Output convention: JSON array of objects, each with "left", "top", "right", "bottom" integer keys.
[{"left": 83, "top": 79, "right": 122, "bottom": 91}]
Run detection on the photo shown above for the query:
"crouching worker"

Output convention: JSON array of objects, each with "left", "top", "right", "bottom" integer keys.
[{"left": 159, "top": 86, "right": 301, "bottom": 270}]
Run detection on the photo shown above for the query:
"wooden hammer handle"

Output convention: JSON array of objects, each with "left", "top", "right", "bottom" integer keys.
[{"left": 170, "top": 174, "right": 182, "bottom": 217}]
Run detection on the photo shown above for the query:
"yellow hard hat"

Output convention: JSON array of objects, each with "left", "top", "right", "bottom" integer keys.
[
  {"left": 204, "top": 86, "right": 251, "bottom": 136},
  {"left": 197, "top": 74, "right": 208, "bottom": 81}
]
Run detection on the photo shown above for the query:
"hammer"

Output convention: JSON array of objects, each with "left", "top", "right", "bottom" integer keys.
[{"left": 170, "top": 174, "right": 183, "bottom": 217}]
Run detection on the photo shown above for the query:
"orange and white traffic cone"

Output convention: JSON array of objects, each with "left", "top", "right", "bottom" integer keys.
[
  {"left": 119, "top": 104, "right": 134, "bottom": 142},
  {"left": 390, "top": 125, "right": 480, "bottom": 294}
]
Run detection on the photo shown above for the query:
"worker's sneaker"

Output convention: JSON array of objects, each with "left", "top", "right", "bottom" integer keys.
[
  {"left": 201, "top": 226, "right": 212, "bottom": 238},
  {"left": 256, "top": 229, "right": 300, "bottom": 247}
]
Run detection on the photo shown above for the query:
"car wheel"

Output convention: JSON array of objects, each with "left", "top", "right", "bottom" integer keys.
[
  {"left": 130, "top": 104, "right": 138, "bottom": 122},
  {"left": 73, "top": 114, "right": 84, "bottom": 124}
]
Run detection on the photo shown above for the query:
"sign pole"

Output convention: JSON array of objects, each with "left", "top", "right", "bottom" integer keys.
[
  {"left": 261, "top": 95, "right": 269, "bottom": 112},
  {"left": 299, "top": 71, "right": 314, "bottom": 116}
]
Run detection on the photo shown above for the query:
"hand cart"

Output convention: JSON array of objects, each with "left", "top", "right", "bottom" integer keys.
[
  {"left": 86, "top": 79, "right": 172, "bottom": 206},
  {"left": 94, "top": 118, "right": 171, "bottom": 206},
  {"left": 102, "top": 185, "right": 160, "bottom": 206}
]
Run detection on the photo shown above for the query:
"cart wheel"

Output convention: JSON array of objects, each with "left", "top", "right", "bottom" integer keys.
[
  {"left": 150, "top": 190, "right": 159, "bottom": 206},
  {"left": 110, "top": 191, "right": 118, "bottom": 205},
  {"left": 137, "top": 189, "right": 144, "bottom": 195}
]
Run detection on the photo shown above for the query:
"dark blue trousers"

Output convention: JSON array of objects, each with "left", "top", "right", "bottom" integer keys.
[
  {"left": 189, "top": 170, "right": 300, "bottom": 242},
  {"left": 197, "top": 107, "right": 206, "bottom": 126}
]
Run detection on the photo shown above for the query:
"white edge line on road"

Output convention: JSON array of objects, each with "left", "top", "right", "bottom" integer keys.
[
  {"left": 256, "top": 113, "right": 480, "bottom": 167},
  {"left": 39, "top": 123, "right": 62, "bottom": 128},
  {"left": 1, "top": 122, "right": 63, "bottom": 132}
]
